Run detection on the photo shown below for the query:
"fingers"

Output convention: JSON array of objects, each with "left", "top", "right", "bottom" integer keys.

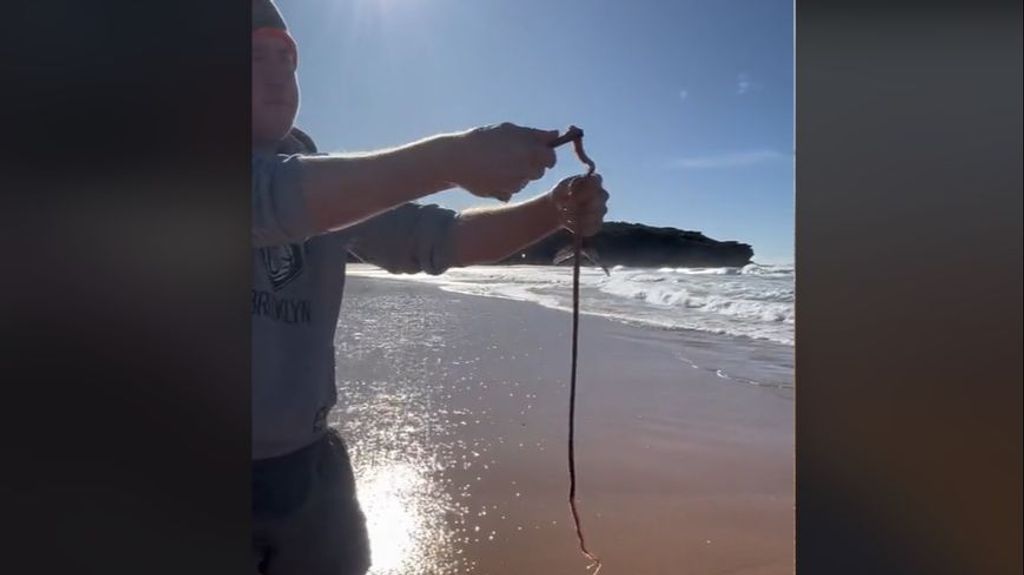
[
  {"left": 550, "top": 174, "right": 580, "bottom": 206},
  {"left": 554, "top": 175, "right": 609, "bottom": 236},
  {"left": 532, "top": 145, "right": 557, "bottom": 171},
  {"left": 527, "top": 127, "right": 560, "bottom": 144},
  {"left": 567, "top": 172, "right": 604, "bottom": 199},
  {"left": 503, "top": 125, "right": 558, "bottom": 179},
  {"left": 496, "top": 178, "right": 530, "bottom": 202},
  {"left": 507, "top": 124, "right": 558, "bottom": 146},
  {"left": 505, "top": 124, "right": 564, "bottom": 180},
  {"left": 561, "top": 211, "right": 605, "bottom": 236},
  {"left": 578, "top": 172, "right": 603, "bottom": 188},
  {"left": 524, "top": 129, "right": 557, "bottom": 177},
  {"left": 553, "top": 173, "right": 604, "bottom": 199},
  {"left": 575, "top": 201, "right": 607, "bottom": 236},
  {"left": 576, "top": 180, "right": 609, "bottom": 233},
  {"left": 463, "top": 123, "right": 603, "bottom": 205}
]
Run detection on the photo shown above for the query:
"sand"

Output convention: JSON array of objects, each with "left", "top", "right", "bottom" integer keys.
[{"left": 329, "top": 275, "right": 794, "bottom": 575}]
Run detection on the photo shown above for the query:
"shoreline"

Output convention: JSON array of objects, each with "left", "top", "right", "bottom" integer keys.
[
  {"left": 346, "top": 268, "right": 795, "bottom": 385},
  {"left": 346, "top": 262, "right": 796, "bottom": 348}
]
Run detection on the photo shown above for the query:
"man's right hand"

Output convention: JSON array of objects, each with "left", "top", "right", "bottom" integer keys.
[{"left": 447, "top": 123, "right": 558, "bottom": 202}]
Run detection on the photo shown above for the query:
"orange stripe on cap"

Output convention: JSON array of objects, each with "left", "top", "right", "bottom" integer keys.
[{"left": 253, "top": 26, "right": 298, "bottom": 66}]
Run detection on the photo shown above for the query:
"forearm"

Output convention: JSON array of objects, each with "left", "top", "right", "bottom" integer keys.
[
  {"left": 453, "top": 192, "right": 563, "bottom": 266},
  {"left": 299, "top": 134, "right": 460, "bottom": 233}
]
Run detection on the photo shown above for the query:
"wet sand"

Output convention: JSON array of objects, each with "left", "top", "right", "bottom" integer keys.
[{"left": 330, "top": 275, "right": 793, "bottom": 575}]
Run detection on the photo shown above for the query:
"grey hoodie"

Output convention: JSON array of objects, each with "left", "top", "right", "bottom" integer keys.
[{"left": 251, "top": 129, "right": 459, "bottom": 459}]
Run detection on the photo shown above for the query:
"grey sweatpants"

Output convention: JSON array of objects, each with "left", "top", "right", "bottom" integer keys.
[{"left": 252, "top": 429, "right": 371, "bottom": 575}]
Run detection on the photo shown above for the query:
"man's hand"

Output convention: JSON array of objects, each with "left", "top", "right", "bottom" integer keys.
[
  {"left": 449, "top": 123, "right": 558, "bottom": 202},
  {"left": 550, "top": 174, "right": 610, "bottom": 237}
]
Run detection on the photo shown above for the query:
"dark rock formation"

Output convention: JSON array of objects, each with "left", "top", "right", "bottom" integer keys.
[{"left": 497, "top": 222, "right": 753, "bottom": 268}]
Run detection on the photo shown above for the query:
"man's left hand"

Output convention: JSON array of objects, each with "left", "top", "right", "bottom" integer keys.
[{"left": 550, "top": 174, "right": 610, "bottom": 237}]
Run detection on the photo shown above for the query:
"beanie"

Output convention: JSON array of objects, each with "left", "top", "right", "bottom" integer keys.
[
  {"left": 253, "top": 0, "right": 287, "bottom": 31},
  {"left": 253, "top": 0, "right": 297, "bottom": 58}
]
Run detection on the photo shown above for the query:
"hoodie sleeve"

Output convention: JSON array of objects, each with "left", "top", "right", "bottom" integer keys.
[
  {"left": 251, "top": 152, "right": 315, "bottom": 247},
  {"left": 345, "top": 202, "right": 461, "bottom": 275}
]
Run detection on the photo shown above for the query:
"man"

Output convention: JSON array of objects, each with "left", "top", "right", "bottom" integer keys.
[{"left": 251, "top": 1, "right": 610, "bottom": 573}]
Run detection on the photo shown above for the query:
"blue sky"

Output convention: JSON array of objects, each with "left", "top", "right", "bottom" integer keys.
[{"left": 278, "top": 0, "right": 794, "bottom": 263}]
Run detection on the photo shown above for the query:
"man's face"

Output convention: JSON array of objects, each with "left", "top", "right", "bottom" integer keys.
[{"left": 252, "top": 31, "right": 299, "bottom": 147}]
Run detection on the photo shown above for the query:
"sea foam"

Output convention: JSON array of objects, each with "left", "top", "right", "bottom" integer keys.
[{"left": 347, "top": 263, "right": 795, "bottom": 345}]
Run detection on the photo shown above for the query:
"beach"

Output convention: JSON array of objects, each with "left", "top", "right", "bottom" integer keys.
[{"left": 329, "top": 273, "right": 794, "bottom": 575}]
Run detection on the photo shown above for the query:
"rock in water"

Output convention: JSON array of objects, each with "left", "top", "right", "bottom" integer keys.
[{"left": 498, "top": 222, "right": 754, "bottom": 268}]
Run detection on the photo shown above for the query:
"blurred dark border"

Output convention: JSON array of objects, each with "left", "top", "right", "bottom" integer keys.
[
  {"left": 1, "top": 1, "right": 251, "bottom": 573},
  {"left": 796, "top": 0, "right": 1022, "bottom": 573},
  {"left": 1, "top": 1, "right": 1020, "bottom": 574}
]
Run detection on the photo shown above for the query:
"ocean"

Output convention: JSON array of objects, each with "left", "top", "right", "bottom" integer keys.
[{"left": 346, "top": 262, "right": 795, "bottom": 346}]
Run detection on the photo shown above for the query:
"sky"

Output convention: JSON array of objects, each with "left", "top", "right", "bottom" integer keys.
[{"left": 278, "top": 0, "right": 794, "bottom": 264}]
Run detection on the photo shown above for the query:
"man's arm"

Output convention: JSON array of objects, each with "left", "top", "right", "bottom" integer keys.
[
  {"left": 452, "top": 175, "right": 609, "bottom": 266},
  {"left": 342, "top": 174, "right": 607, "bottom": 274},
  {"left": 453, "top": 194, "right": 562, "bottom": 266},
  {"left": 253, "top": 135, "right": 457, "bottom": 248},
  {"left": 299, "top": 135, "right": 456, "bottom": 234},
  {"left": 252, "top": 123, "right": 557, "bottom": 248},
  {"left": 345, "top": 202, "right": 460, "bottom": 275}
]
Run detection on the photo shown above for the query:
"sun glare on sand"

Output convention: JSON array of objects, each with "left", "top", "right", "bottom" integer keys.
[
  {"left": 353, "top": 456, "right": 464, "bottom": 574},
  {"left": 357, "top": 463, "right": 423, "bottom": 573}
]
